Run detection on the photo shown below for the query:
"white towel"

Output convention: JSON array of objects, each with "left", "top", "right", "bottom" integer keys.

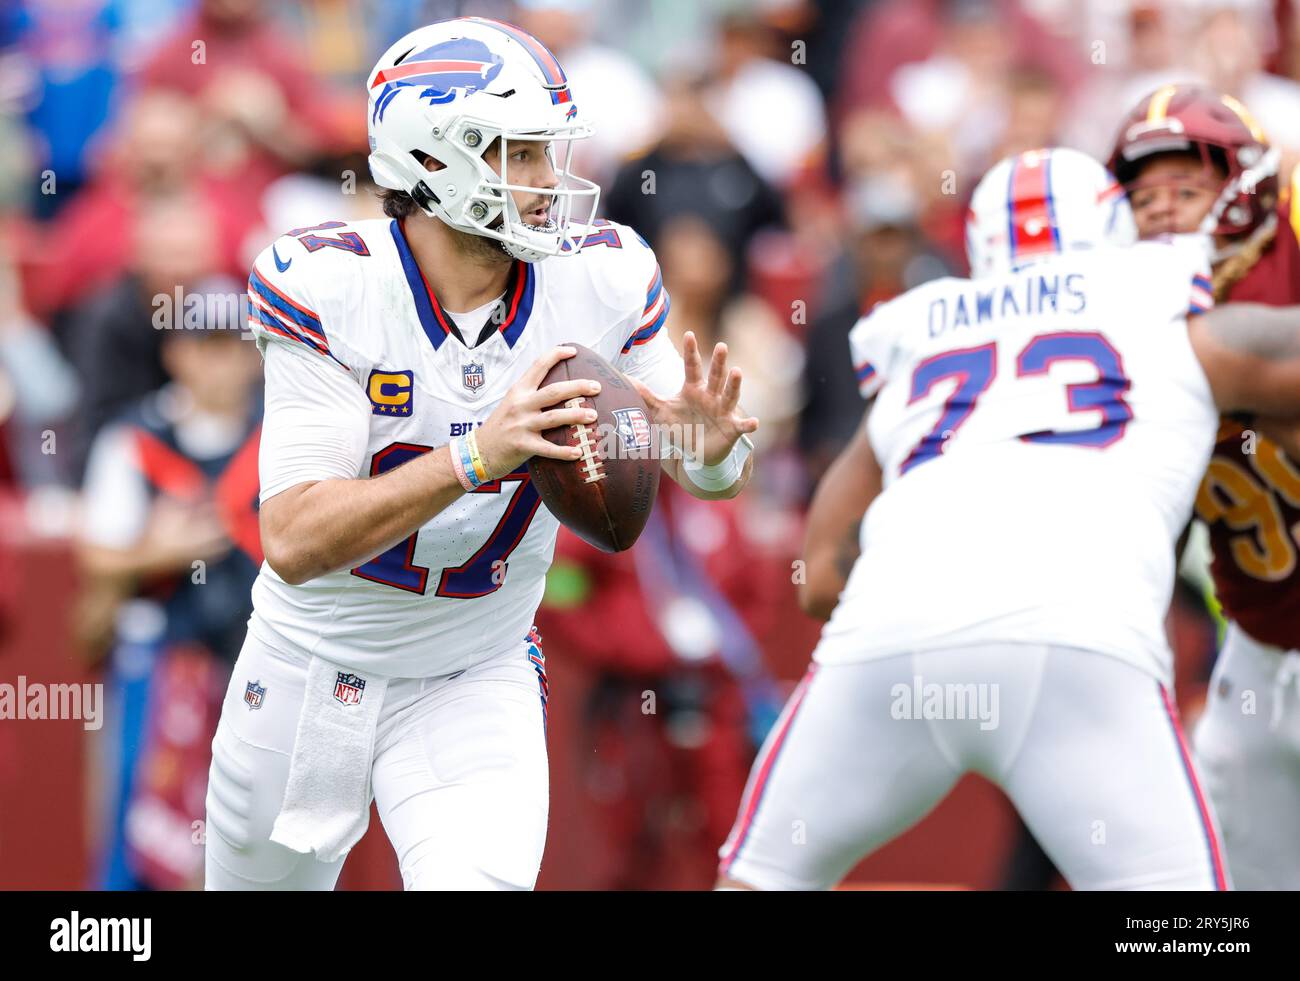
[{"left": 270, "top": 655, "right": 388, "bottom": 863}]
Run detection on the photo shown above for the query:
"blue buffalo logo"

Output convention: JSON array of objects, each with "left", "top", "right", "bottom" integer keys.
[{"left": 371, "top": 38, "right": 505, "bottom": 123}]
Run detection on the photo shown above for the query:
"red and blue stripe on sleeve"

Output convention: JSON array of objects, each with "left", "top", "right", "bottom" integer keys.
[
  {"left": 855, "top": 360, "right": 880, "bottom": 398},
  {"left": 247, "top": 267, "right": 350, "bottom": 371},
  {"left": 621, "top": 263, "right": 670, "bottom": 354},
  {"left": 1188, "top": 273, "right": 1214, "bottom": 316}
]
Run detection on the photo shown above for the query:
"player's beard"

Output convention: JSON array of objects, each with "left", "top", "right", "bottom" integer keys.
[{"left": 449, "top": 221, "right": 514, "bottom": 266}]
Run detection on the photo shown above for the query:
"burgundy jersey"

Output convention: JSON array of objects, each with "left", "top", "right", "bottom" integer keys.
[{"left": 1196, "top": 165, "right": 1300, "bottom": 647}]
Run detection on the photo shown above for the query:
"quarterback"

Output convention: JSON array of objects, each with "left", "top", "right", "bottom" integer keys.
[{"left": 204, "top": 17, "right": 757, "bottom": 891}]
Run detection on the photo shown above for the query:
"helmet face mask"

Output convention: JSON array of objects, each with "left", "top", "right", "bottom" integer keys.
[{"left": 366, "top": 18, "right": 601, "bottom": 262}]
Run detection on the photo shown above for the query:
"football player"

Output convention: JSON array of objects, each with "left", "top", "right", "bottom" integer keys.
[
  {"left": 1109, "top": 84, "right": 1300, "bottom": 890},
  {"left": 204, "top": 17, "right": 758, "bottom": 891},
  {"left": 717, "top": 146, "right": 1300, "bottom": 891}
]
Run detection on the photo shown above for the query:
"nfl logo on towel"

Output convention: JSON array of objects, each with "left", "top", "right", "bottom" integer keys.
[
  {"left": 463, "top": 361, "right": 485, "bottom": 394},
  {"left": 244, "top": 679, "right": 266, "bottom": 710},
  {"left": 334, "top": 672, "right": 366, "bottom": 706},
  {"left": 612, "top": 407, "right": 652, "bottom": 453}
]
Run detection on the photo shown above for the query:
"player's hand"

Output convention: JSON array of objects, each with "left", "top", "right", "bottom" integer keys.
[
  {"left": 141, "top": 497, "right": 233, "bottom": 571},
  {"left": 628, "top": 332, "right": 759, "bottom": 465},
  {"left": 474, "top": 345, "right": 601, "bottom": 479}
]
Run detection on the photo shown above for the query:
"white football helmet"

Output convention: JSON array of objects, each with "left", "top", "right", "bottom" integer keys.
[
  {"left": 965, "top": 147, "right": 1136, "bottom": 278},
  {"left": 366, "top": 17, "right": 600, "bottom": 262}
]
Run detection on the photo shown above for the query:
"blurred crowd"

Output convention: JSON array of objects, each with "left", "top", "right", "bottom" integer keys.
[{"left": 2, "top": 0, "right": 1294, "bottom": 889}]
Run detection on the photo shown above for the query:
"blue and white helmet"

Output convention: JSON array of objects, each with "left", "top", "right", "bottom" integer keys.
[
  {"left": 965, "top": 147, "right": 1136, "bottom": 278},
  {"left": 366, "top": 17, "right": 600, "bottom": 262}
]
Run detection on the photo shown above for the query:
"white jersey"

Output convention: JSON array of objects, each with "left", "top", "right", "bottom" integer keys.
[
  {"left": 244, "top": 217, "right": 683, "bottom": 678},
  {"left": 816, "top": 240, "right": 1220, "bottom": 681}
]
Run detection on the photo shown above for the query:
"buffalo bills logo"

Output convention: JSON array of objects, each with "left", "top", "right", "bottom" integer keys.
[{"left": 371, "top": 38, "right": 506, "bottom": 123}]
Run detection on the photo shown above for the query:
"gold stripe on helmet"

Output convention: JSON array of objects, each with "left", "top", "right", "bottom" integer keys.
[
  {"left": 1220, "top": 93, "right": 1268, "bottom": 144},
  {"left": 1145, "top": 84, "right": 1178, "bottom": 122},
  {"left": 1290, "top": 163, "right": 1300, "bottom": 246}
]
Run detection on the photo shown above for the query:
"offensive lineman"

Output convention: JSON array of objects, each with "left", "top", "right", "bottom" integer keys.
[
  {"left": 204, "top": 17, "right": 758, "bottom": 891},
  {"left": 717, "top": 146, "right": 1300, "bottom": 890},
  {"left": 1109, "top": 84, "right": 1300, "bottom": 890}
]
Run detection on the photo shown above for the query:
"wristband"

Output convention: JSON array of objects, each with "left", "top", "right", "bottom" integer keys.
[
  {"left": 682, "top": 434, "right": 753, "bottom": 491},
  {"left": 464, "top": 430, "right": 491, "bottom": 485},
  {"left": 449, "top": 436, "right": 477, "bottom": 491}
]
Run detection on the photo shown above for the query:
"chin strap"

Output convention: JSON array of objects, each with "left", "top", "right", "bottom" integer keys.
[{"left": 1211, "top": 213, "right": 1278, "bottom": 296}]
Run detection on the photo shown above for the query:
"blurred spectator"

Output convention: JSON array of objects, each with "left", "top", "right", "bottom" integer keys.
[
  {"left": 279, "top": 0, "right": 519, "bottom": 88},
  {"left": 61, "top": 194, "right": 222, "bottom": 482},
  {"left": 603, "top": 75, "right": 783, "bottom": 282},
  {"left": 991, "top": 67, "right": 1069, "bottom": 162},
  {"left": 78, "top": 282, "right": 263, "bottom": 889},
  {"left": 1189, "top": 4, "right": 1300, "bottom": 168},
  {"left": 1064, "top": 3, "right": 1200, "bottom": 160},
  {"left": 4, "top": 0, "right": 123, "bottom": 218},
  {"left": 0, "top": 228, "right": 80, "bottom": 487},
  {"left": 702, "top": 11, "right": 828, "bottom": 190},
  {"left": 799, "top": 175, "right": 951, "bottom": 482},
  {"left": 656, "top": 214, "right": 804, "bottom": 502},
  {"left": 537, "top": 483, "right": 785, "bottom": 890},
  {"left": 240, "top": 148, "right": 385, "bottom": 271},
  {"left": 17, "top": 88, "right": 260, "bottom": 321},
  {"left": 837, "top": 0, "right": 1086, "bottom": 140},
  {"left": 133, "top": 0, "right": 355, "bottom": 198},
  {"left": 513, "top": 0, "right": 666, "bottom": 190}
]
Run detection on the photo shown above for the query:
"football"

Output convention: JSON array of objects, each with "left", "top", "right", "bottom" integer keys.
[{"left": 527, "top": 344, "right": 661, "bottom": 552}]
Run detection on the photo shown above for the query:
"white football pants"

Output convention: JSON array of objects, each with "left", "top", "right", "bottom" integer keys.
[
  {"left": 719, "top": 643, "right": 1229, "bottom": 891},
  {"left": 1194, "top": 622, "right": 1300, "bottom": 890},
  {"left": 204, "top": 627, "right": 549, "bottom": 890}
]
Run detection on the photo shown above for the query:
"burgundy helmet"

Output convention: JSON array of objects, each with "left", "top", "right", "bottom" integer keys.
[{"left": 1107, "top": 83, "right": 1279, "bottom": 239}]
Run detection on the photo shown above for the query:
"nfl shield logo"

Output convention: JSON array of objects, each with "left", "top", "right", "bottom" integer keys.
[
  {"left": 244, "top": 680, "right": 266, "bottom": 710},
  {"left": 334, "top": 672, "right": 366, "bottom": 706},
  {"left": 612, "top": 407, "right": 653, "bottom": 453},
  {"left": 463, "top": 362, "right": 485, "bottom": 393}
]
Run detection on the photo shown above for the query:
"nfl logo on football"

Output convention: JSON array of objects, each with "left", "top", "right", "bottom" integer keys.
[
  {"left": 244, "top": 680, "right": 266, "bottom": 710},
  {"left": 612, "top": 407, "right": 653, "bottom": 458},
  {"left": 462, "top": 361, "right": 485, "bottom": 396},
  {"left": 334, "top": 672, "right": 366, "bottom": 706}
]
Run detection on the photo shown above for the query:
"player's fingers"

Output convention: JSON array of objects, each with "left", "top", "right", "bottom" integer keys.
[
  {"left": 682, "top": 331, "right": 703, "bottom": 387},
  {"left": 521, "top": 345, "right": 578, "bottom": 389},
  {"left": 533, "top": 405, "right": 598, "bottom": 431},
  {"left": 721, "top": 367, "right": 743, "bottom": 412},
  {"left": 529, "top": 438, "right": 585, "bottom": 462},
  {"left": 707, "top": 343, "right": 729, "bottom": 396},
  {"left": 528, "top": 377, "right": 601, "bottom": 409}
]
